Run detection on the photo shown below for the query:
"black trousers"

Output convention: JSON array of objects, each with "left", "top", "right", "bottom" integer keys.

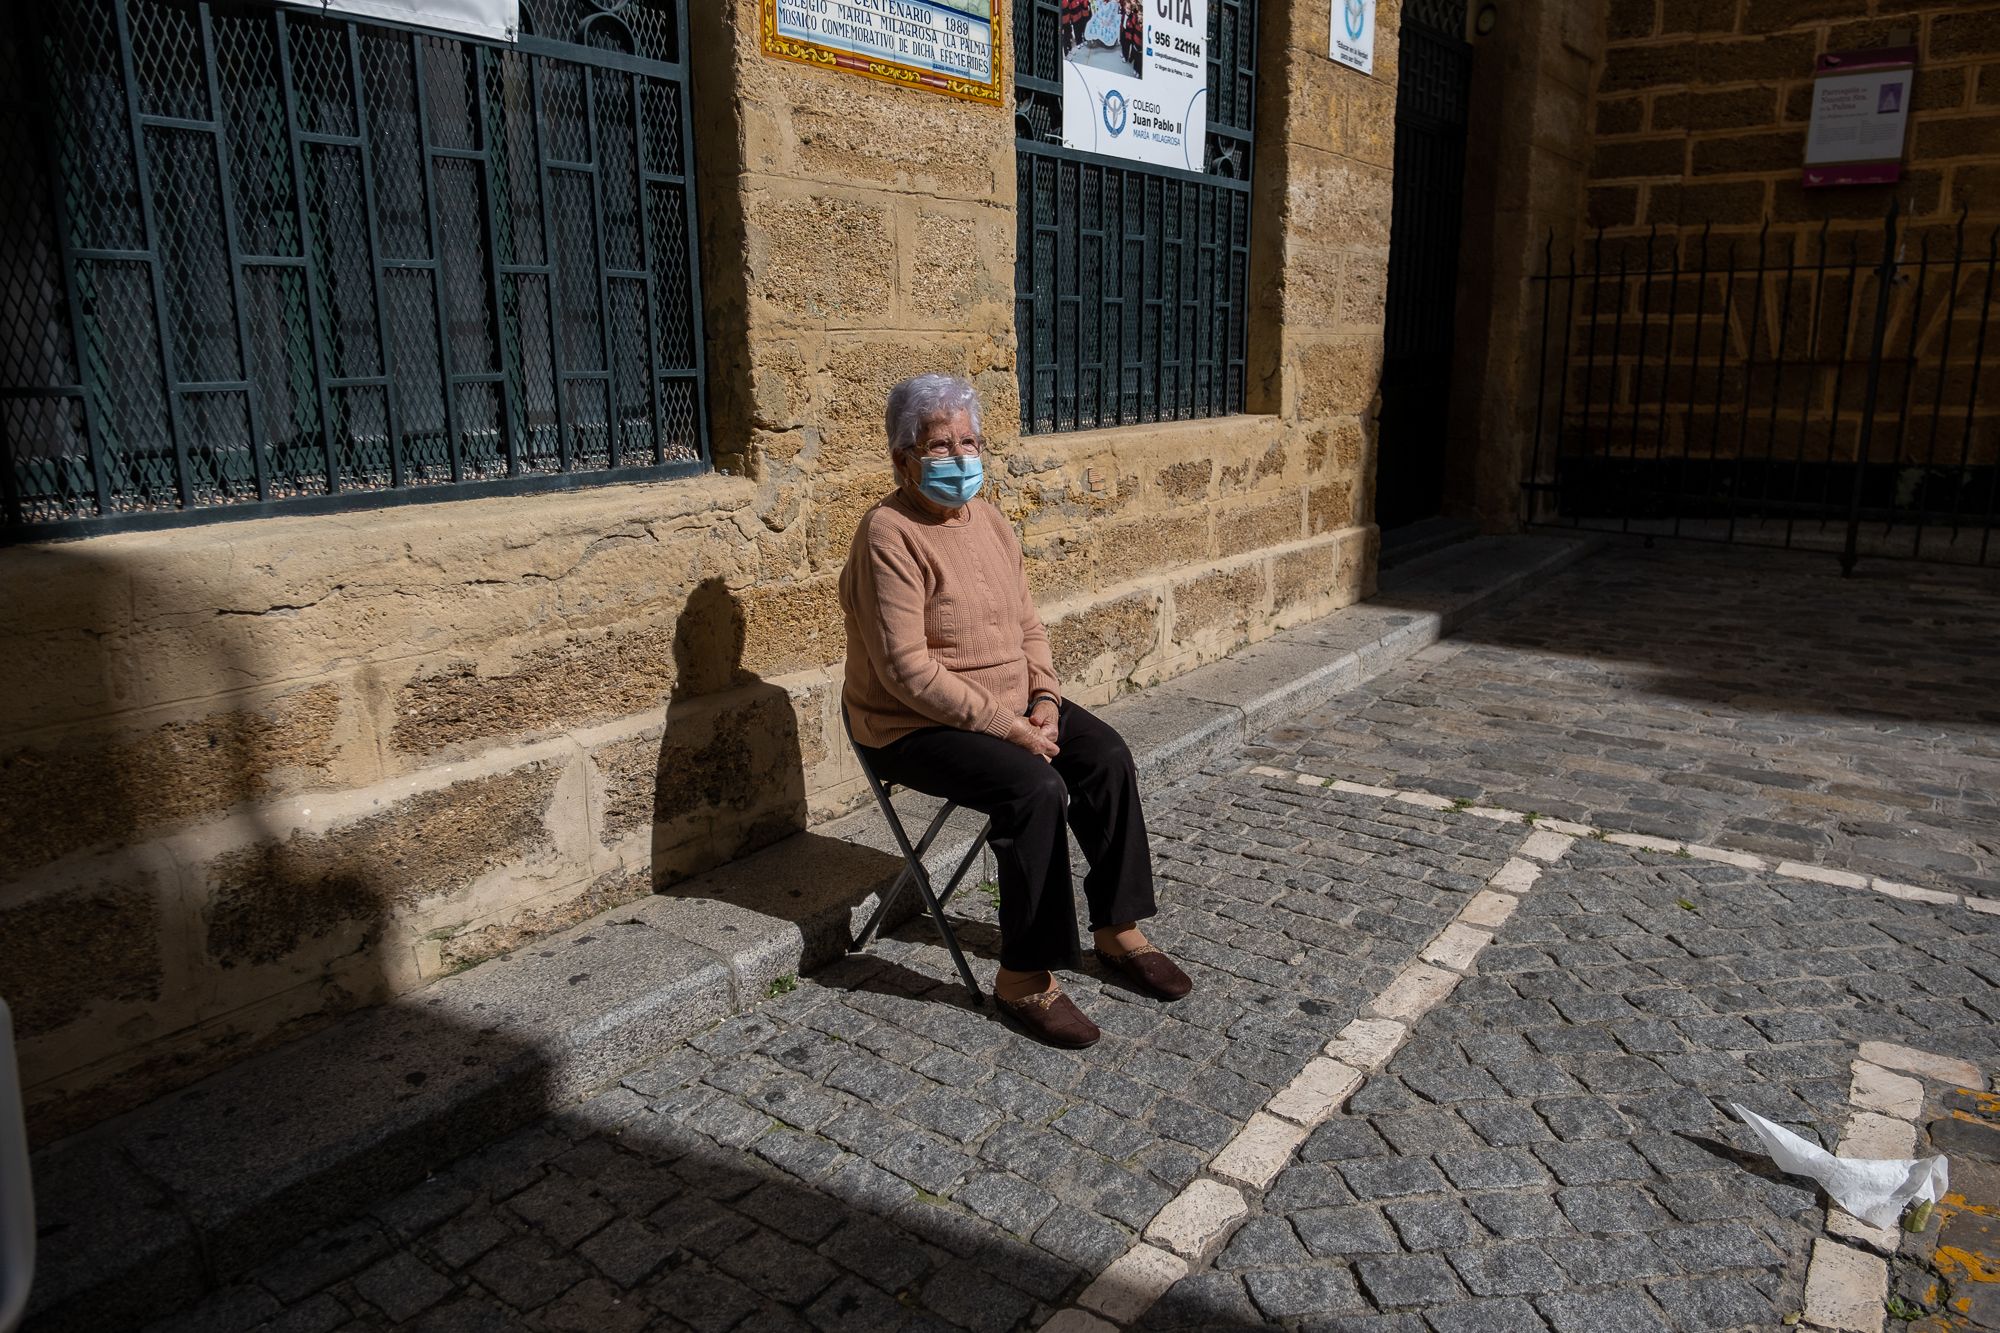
[{"left": 860, "top": 701, "right": 1157, "bottom": 972}]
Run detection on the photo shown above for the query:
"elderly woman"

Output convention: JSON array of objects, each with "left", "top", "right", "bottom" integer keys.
[{"left": 838, "top": 373, "right": 1192, "bottom": 1049}]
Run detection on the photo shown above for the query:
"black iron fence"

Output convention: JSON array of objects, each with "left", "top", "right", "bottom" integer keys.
[
  {"left": 1524, "top": 204, "right": 2000, "bottom": 571},
  {"left": 0, "top": 0, "right": 706, "bottom": 541},
  {"left": 1011, "top": 0, "right": 1256, "bottom": 436}
]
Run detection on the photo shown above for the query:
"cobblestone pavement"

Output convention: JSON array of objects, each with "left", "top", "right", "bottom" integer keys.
[
  {"left": 1171, "top": 833, "right": 2000, "bottom": 1331},
  {"left": 139, "top": 778, "right": 1525, "bottom": 1333},
  {"left": 1253, "top": 542, "right": 2000, "bottom": 899},
  {"left": 134, "top": 543, "right": 2000, "bottom": 1333}
]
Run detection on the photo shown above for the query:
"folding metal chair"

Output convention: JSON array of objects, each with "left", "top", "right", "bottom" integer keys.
[{"left": 843, "top": 707, "right": 993, "bottom": 1004}]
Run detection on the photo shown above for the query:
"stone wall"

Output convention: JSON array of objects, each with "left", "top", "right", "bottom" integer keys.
[
  {"left": 0, "top": 0, "right": 1393, "bottom": 1141},
  {"left": 1447, "top": 1, "right": 2000, "bottom": 530},
  {"left": 1588, "top": 1, "right": 2000, "bottom": 236},
  {"left": 1554, "top": 2, "right": 2000, "bottom": 501},
  {"left": 1444, "top": 0, "right": 1607, "bottom": 529}
]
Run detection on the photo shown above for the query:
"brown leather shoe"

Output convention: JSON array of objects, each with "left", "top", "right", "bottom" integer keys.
[
  {"left": 1094, "top": 944, "right": 1193, "bottom": 1001},
  {"left": 995, "top": 987, "right": 1101, "bottom": 1048}
]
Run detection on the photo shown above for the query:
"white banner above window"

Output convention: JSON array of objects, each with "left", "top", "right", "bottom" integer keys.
[
  {"left": 304, "top": 0, "right": 518, "bottom": 42},
  {"left": 1060, "top": 0, "right": 1210, "bottom": 172}
]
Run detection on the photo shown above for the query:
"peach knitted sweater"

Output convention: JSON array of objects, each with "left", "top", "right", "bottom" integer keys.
[{"left": 838, "top": 491, "right": 1062, "bottom": 748}]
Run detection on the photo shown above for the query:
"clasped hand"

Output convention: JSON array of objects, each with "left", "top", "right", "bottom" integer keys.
[{"left": 1010, "top": 699, "right": 1060, "bottom": 761}]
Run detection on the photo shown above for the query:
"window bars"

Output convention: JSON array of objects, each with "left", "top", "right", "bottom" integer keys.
[
  {"left": 1011, "top": 0, "right": 1257, "bottom": 436},
  {"left": 1525, "top": 204, "right": 2000, "bottom": 572},
  {"left": 0, "top": 0, "right": 707, "bottom": 541}
]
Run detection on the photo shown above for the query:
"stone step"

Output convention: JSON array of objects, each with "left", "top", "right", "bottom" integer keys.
[
  {"left": 1377, "top": 515, "right": 1479, "bottom": 569},
  {"left": 20, "top": 531, "right": 1596, "bottom": 1332}
]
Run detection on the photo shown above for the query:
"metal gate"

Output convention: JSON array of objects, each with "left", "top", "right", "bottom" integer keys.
[
  {"left": 1523, "top": 206, "right": 2000, "bottom": 572},
  {"left": 0, "top": 0, "right": 707, "bottom": 541},
  {"left": 1375, "top": 0, "right": 1470, "bottom": 529},
  {"left": 1011, "top": 0, "right": 1257, "bottom": 435}
]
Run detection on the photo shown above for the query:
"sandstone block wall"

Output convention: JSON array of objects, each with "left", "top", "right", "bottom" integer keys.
[
  {"left": 0, "top": 0, "right": 1392, "bottom": 1143},
  {"left": 1588, "top": 1, "right": 2000, "bottom": 238},
  {"left": 1546, "top": 2, "right": 2000, "bottom": 488},
  {"left": 1446, "top": 1, "right": 2000, "bottom": 529}
]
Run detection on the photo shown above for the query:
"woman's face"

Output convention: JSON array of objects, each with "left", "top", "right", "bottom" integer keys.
[{"left": 895, "top": 407, "right": 981, "bottom": 491}]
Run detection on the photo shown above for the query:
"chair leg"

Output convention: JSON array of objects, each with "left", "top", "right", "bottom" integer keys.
[
  {"left": 908, "top": 860, "right": 985, "bottom": 1005},
  {"left": 852, "top": 800, "right": 956, "bottom": 952},
  {"left": 853, "top": 864, "right": 912, "bottom": 952}
]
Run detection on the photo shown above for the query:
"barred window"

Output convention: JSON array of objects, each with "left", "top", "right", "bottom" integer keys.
[
  {"left": 0, "top": 0, "right": 707, "bottom": 540},
  {"left": 1012, "top": 0, "right": 1257, "bottom": 435}
]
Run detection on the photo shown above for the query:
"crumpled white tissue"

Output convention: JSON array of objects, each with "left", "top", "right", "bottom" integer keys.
[{"left": 1730, "top": 1103, "right": 1949, "bottom": 1229}]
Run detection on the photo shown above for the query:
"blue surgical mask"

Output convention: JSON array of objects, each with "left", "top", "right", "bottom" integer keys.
[{"left": 917, "top": 454, "right": 983, "bottom": 508}]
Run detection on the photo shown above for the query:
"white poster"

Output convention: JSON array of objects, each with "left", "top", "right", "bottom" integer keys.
[
  {"left": 1804, "top": 68, "right": 1911, "bottom": 165},
  {"left": 1330, "top": 0, "right": 1374, "bottom": 75},
  {"left": 1061, "top": 0, "right": 1209, "bottom": 172},
  {"left": 313, "top": 0, "right": 518, "bottom": 41}
]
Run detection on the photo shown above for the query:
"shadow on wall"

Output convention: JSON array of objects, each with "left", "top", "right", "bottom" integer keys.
[
  {"left": 651, "top": 577, "right": 810, "bottom": 889},
  {"left": 0, "top": 541, "right": 587, "bottom": 1149}
]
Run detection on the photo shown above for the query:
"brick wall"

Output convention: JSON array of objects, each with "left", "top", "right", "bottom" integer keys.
[
  {"left": 1587, "top": 2, "right": 2000, "bottom": 237},
  {"left": 1501, "top": 1, "right": 1999, "bottom": 528}
]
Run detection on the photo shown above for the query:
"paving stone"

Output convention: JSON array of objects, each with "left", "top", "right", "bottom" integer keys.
[
  {"left": 1293, "top": 1205, "right": 1401, "bottom": 1258},
  {"left": 1466, "top": 1193, "right": 1571, "bottom": 1240},
  {"left": 1338, "top": 1155, "right": 1447, "bottom": 1200},
  {"left": 1532, "top": 1139, "right": 1654, "bottom": 1185},
  {"left": 1646, "top": 1275, "right": 1777, "bottom": 1329},
  {"left": 1373, "top": 962, "right": 1461, "bottom": 1023},
  {"left": 916, "top": 1265, "right": 1036, "bottom": 1333},
  {"left": 1384, "top": 1197, "right": 1483, "bottom": 1251},
  {"left": 576, "top": 1216, "right": 670, "bottom": 1288},
  {"left": 956, "top": 1171, "right": 1059, "bottom": 1238},
  {"left": 1536, "top": 1289, "right": 1673, "bottom": 1333},
  {"left": 1302, "top": 1118, "right": 1395, "bottom": 1161},
  {"left": 1439, "top": 1151, "right": 1550, "bottom": 1198},
  {"left": 1210, "top": 1112, "right": 1312, "bottom": 1190},
  {"left": 1653, "top": 1220, "right": 1782, "bottom": 1274},
  {"left": 1269, "top": 1058, "right": 1365, "bottom": 1127},
  {"left": 1242, "top": 1265, "right": 1370, "bottom": 1320},
  {"left": 1447, "top": 1243, "right": 1566, "bottom": 1297},
  {"left": 1421, "top": 1297, "right": 1550, "bottom": 1333},
  {"left": 905, "top": 1087, "right": 1001, "bottom": 1144},
  {"left": 1138, "top": 1270, "right": 1262, "bottom": 1329},
  {"left": 1857, "top": 1041, "right": 1986, "bottom": 1088},
  {"left": 816, "top": 1216, "right": 940, "bottom": 1296},
  {"left": 872, "top": 1133, "right": 975, "bottom": 1194},
  {"left": 802, "top": 1274, "right": 909, "bottom": 1333},
  {"left": 1354, "top": 1253, "right": 1464, "bottom": 1308},
  {"left": 638, "top": 1263, "right": 761, "bottom": 1333},
  {"left": 1555, "top": 1185, "right": 1671, "bottom": 1234},
  {"left": 1459, "top": 1101, "right": 1555, "bottom": 1147},
  {"left": 1148, "top": 1096, "right": 1238, "bottom": 1152},
  {"left": 1078, "top": 1243, "right": 1188, "bottom": 1323},
  {"left": 1802, "top": 1238, "right": 1888, "bottom": 1332},
  {"left": 1142, "top": 1180, "right": 1248, "bottom": 1262},
  {"left": 1215, "top": 1216, "right": 1309, "bottom": 1270},
  {"left": 470, "top": 1234, "right": 590, "bottom": 1312},
  {"left": 1836, "top": 1111, "right": 1918, "bottom": 1160}
]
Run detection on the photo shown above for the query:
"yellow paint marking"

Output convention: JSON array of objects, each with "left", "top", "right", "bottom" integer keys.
[{"left": 1934, "top": 1245, "right": 2000, "bottom": 1283}]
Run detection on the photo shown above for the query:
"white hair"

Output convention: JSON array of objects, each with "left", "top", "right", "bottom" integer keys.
[{"left": 884, "top": 373, "right": 982, "bottom": 458}]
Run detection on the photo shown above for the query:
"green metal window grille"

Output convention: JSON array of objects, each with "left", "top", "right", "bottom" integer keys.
[
  {"left": 0, "top": 0, "right": 707, "bottom": 541},
  {"left": 1012, "top": 0, "right": 1257, "bottom": 435}
]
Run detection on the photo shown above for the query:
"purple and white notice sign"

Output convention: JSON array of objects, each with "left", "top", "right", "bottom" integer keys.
[{"left": 1803, "top": 46, "right": 1916, "bottom": 188}]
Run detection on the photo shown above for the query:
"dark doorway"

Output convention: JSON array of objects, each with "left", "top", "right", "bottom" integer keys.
[{"left": 1375, "top": 0, "right": 1473, "bottom": 530}]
